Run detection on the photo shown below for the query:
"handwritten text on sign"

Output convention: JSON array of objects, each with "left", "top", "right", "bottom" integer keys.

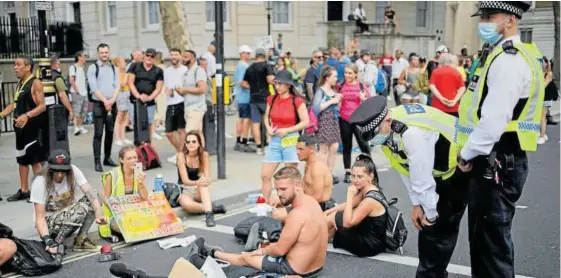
[{"left": 107, "top": 192, "right": 184, "bottom": 243}]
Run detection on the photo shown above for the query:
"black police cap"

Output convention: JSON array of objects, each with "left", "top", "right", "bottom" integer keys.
[
  {"left": 350, "top": 95, "right": 388, "bottom": 142},
  {"left": 471, "top": 1, "right": 532, "bottom": 19}
]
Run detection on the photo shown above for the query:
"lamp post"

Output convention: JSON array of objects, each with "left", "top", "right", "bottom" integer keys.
[
  {"left": 215, "top": 1, "right": 226, "bottom": 179},
  {"left": 264, "top": 1, "right": 272, "bottom": 36}
]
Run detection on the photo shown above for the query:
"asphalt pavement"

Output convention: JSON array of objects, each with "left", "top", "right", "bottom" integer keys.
[{"left": 0, "top": 121, "right": 558, "bottom": 278}]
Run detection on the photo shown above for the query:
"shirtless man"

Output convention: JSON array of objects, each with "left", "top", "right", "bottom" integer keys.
[
  {"left": 272, "top": 135, "right": 334, "bottom": 222},
  {"left": 197, "top": 166, "right": 327, "bottom": 277}
]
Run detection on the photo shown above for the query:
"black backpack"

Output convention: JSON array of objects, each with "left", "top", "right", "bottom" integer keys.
[
  {"left": 88, "top": 62, "right": 116, "bottom": 102},
  {"left": 364, "top": 190, "right": 408, "bottom": 255},
  {"left": 0, "top": 222, "right": 63, "bottom": 276},
  {"left": 234, "top": 216, "right": 283, "bottom": 244}
]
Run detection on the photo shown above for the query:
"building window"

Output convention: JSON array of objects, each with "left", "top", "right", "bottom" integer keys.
[
  {"left": 205, "top": 1, "right": 228, "bottom": 24},
  {"left": 146, "top": 1, "right": 160, "bottom": 26},
  {"left": 416, "top": 1, "right": 428, "bottom": 27},
  {"left": 106, "top": 1, "right": 117, "bottom": 30},
  {"left": 4, "top": 1, "right": 14, "bottom": 9},
  {"left": 520, "top": 29, "right": 532, "bottom": 43},
  {"left": 272, "top": 1, "right": 290, "bottom": 25},
  {"left": 29, "top": 1, "right": 38, "bottom": 20},
  {"left": 535, "top": 1, "right": 553, "bottom": 8},
  {"left": 375, "top": 2, "right": 386, "bottom": 24}
]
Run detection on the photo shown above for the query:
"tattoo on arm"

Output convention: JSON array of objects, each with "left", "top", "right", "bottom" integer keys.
[{"left": 81, "top": 183, "right": 102, "bottom": 215}]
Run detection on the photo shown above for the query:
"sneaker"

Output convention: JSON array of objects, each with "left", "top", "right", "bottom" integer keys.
[
  {"left": 123, "top": 139, "right": 133, "bottom": 145},
  {"left": 194, "top": 237, "right": 223, "bottom": 258},
  {"left": 73, "top": 128, "right": 81, "bottom": 136},
  {"left": 244, "top": 223, "right": 261, "bottom": 251},
  {"left": 545, "top": 135, "right": 549, "bottom": 141},
  {"left": 537, "top": 137, "right": 546, "bottom": 145},
  {"left": 80, "top": 126, "right": 88, "bottom": 134},
  {"left": 332, "top": 174, "right": 340, "bottom": 185},
  {"left": 343, "top": 172, "right": 351, "bottom": 183},
  {"left": 156, "top": 125, "right": 166, "bottom": 132},
  {"left": 212, "top": 203, "right": 227, "bottom": 214},
  {"left": 114, "top": 140, "right": 124, "bottom": 147},
  {"left": 256, "top": 148, "right": 264, "bottom": 155},
  {"left": 241, "top": 144, "right": 257, "bottom": 153},
  {"left": 205, "top": 212, "right": 216, "bottom": 227},
  {"left": 167, "top": 154, "right": 177, "bottom": 164},
  {"left": 152, "top": 133, "right": 164, "bottom": 140},
  {"left": 73, "top": 235, "right": 101, "bottom": 252},
  {"left": 234, "top": 142, "right": 242, "bottom": 151},
  {"left": 7, "top": 189, "right": 30, "bottom": 202}
]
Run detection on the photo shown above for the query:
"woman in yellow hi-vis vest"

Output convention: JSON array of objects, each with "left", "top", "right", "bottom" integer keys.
[
  {"left": 350, "top": 96, "right": 470, "bottom": 277},
  {"left": 98, "top": 145, "right": 149, "bottom": 242},
  {"left": 457, "top": 2, "right": 543, "bottom": 277}
]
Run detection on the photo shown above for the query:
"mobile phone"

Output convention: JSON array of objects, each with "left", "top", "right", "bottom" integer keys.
[
  {"left": 134, "top": 162, "right": 143, "bottom": 176},
  {"left": 98, "top": 252, "right": 121, "bottom": 263}
]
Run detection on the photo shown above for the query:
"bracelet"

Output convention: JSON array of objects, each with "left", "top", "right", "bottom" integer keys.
[{"left": 41, "top": 235, "right": 57, "bottom": 247}]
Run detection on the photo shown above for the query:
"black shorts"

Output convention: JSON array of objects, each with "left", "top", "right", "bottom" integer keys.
[
  {"left": 238, "top": 103, "right": 251, "bottom": 119},
  {"left": 15, "top": 124, "right": 46, "bottom": 165},
  {"left": 165, "top": 103, "right": 186, "bottom": 133},
  {"left": 261, "top": 256, "right": 322, "bottom": 277}
]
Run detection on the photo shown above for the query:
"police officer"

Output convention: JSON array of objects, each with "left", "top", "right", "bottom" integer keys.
[
  {"left": 351, "top": 96, "right": 469, "bottom": 277},
  {"left": 457, "top": 2, "right": 544, "bottom": 277}
]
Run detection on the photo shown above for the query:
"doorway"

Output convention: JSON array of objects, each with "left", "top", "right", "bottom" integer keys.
[{"left": 326, "top": 1, "right": 351, "bottom": 22}]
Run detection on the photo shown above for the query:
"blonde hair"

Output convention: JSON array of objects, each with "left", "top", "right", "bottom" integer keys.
[
  {"left": 273, "top": 166, "right": 302, "bottom": 181},
  {"left": 112, "top": 56, "right": 124, "bottom": 69}
]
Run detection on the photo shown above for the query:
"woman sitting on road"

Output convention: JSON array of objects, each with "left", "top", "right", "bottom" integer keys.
[
  {"left": 99, "top": 145, "right": 149, "bottom": 242},
  {"left": 177, "top": 130, "right": 227, "bottom": 228},
  {"left": 324, "top": 154, "right": 387, "bottom": 257}
]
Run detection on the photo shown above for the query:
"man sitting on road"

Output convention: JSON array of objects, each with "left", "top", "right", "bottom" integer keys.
[
  {"left": 196, "top": 166, "right": 327, "bottom": 277},
  {"left": 271, "top": 135, "right": 335, "bottom": 222}
]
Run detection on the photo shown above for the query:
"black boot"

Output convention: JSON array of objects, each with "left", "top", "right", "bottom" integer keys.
[
  {"left": 212, "top": 203, "right": 227, "bottom": 214},
  {"left": 344, "top": 172, "right": 351, "bottom": 183},
  {"left": 94, "top": 160, "right": 103, "bottom": 172},
  {"left": 103, "top": 158, "right": 117, "bottom": 167},
  {"left": 332, "top": 174, "right": 340, "bottom": 185},
  {"left": 7, "top": 189, "right": 30, "bottom": 202},
  {"left": 205, "top": 212, "right": 216, "bottom": 227}
]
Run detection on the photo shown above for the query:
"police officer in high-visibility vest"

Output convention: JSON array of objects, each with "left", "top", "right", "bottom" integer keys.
[
  {"left": 350, "top": 96, "right": 469, "bottom": 277},
  {"left": 457, "top": 2, "right": 544, "bottom": 277}
]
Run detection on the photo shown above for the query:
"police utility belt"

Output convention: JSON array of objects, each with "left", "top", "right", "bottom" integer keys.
[{"left": 472, "top": 149, "right": 518, "bottom": 187}]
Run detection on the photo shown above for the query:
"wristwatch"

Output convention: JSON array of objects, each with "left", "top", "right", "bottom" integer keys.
[{"left": 426, "top": 216, "right": 438, "bottom": 224}]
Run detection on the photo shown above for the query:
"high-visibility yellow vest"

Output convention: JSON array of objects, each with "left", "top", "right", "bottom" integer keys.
[
  {"left": 98, "top": 167, "right": 138, "bottom": 238},
  {"left": 381, "top": 104, "right": 460, "bottom": 180},
  {"left": 458, "top": 42, "right": 545, "bottom": 152}
]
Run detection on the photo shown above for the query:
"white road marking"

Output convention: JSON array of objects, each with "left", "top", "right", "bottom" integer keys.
[
  {"left": 378, "top": 168, "right": 389, "bottom": 172},
  {"left": 516, "top": 205, "right": 528, "bottom": 209}
]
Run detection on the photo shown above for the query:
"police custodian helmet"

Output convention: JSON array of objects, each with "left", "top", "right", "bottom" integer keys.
[{"left": 471, "top": 1, "right": 532, "bottom": 19}]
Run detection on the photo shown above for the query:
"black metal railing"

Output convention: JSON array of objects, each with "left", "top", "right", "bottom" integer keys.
[
  {"left": 0, "top": 16, "right": 84, "bottom": 59},
  {"left": 0, "top": 82, "right": 17, "bottom": 133}
]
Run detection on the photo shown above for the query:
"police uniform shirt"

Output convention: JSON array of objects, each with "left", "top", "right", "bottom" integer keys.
[
  {"left": 460, "top": 35, "right": 532, "bottom": 160},
  {"left": 397, "top": 126, "right": 440, "bottom": 219}
]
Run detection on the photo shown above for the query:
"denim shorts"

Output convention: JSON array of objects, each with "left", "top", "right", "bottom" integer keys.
[
  {"left": 238, "top": 103, "right": 251, "bottom": 119},
  {"left": 264, "top": 133, "right": 299, "bottom": 163},
  {"left": 250, "top": 103, "right": 267, "bottom": 123}
]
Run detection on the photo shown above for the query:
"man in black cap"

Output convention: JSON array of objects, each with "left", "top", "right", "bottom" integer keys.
[
  {"left": 457, "top": 2, "right": 544, "bottom": 277},
  {"left": 351, "top": 96, "right": 469, "bottom": 277},
  {"left": 29, "top": 149, "right": 107, "bottom": 252}
]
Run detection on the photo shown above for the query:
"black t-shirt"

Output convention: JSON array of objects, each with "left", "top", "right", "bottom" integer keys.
[
  {"left": 244, "top": 61, "right": 273, "bottom": 104},
  {"left": 385, "top": 10, "right": 395, "bottom": 20},
  {"left": 427, "top": 60, "right": 439, "bottom": 80},
  {"left": 127, "top": 62, "right": 164, "bottom": 106}
]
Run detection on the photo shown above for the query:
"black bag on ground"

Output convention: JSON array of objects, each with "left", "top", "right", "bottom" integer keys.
[
  {"left": 234, "top": 216, "right": 283, "bottom": 244},
  {"left": 0, "top": 222, "right": 63, "bottom": 276},
  {"left": 364, "top": 190, "right": 408, "bottom": 254},
  {"left": 163, "top": 182, "right": 181, "bottom": 208}
]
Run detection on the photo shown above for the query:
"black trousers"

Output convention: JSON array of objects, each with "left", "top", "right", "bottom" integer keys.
[
  {"left": 392, "top": 78, "right": 401, "bottom": 106},
  {"left": 416, "top": 170, "right": 469, "bottom": 278},
  {"left": 355, "top": 19, "right": 369, "bottom": 33},
  {"left": 339, "top": 118, "right": 370, "bottom": 169},
  {"left": 467, "top": 152, "right": 528, "bottom": 278},
  {"left": 92, "top": 101, "right": 116, "bottom": 161}
]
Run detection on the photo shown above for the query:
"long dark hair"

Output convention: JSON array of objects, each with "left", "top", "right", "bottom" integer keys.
[
  {"left": 317, "top": 65, "right": 335, "bottom": 88},
  {"left": 352, "top": 154, "right": 380, "bottom": 186},
  {"left": 41, "top": 166, "right": 76, "bottom": 203},
  {"left": 183, "top": 130, "right": 206, "bottom": 174}
]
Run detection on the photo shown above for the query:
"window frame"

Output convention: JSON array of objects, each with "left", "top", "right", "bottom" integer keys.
[
  {"left": 375, "top": 1, "right": 387, "bottom": 24},
  {"left": 106, "top": 1, "right": 118, "bottom": 33},
  {"left": 271, "top": 1, "right": 292, "bottom": 30},
  {"left": 520, "top": 28, "right": 533, "bottom": 43},
  {"left": 204, "top": 1, "right": 230, "bottom": 29},
  {"left": 416, "top": 1, "right": 428, "bottom": 28},
  {"left": 145, "top": 1, "right": 161, "bottom": 29}
]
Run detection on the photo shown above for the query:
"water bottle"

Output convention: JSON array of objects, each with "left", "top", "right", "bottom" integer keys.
[
  {"left": 154, "top": 174, "right": 164, "bottom": 192},
  {"left": 247, "top": 194, "right": 265, "bottom": 204}
]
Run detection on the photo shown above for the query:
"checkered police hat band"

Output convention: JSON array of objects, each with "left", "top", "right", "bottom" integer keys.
[
  {"left": 479, "top": 1, "right": 523, "bottom": 18},
  {"left": 357, "top": 106, "right": 388, "bottom": 134}
]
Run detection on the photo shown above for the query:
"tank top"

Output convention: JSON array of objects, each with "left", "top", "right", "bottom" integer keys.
[
  {"left": 119, "top": 71, "right": 129, "bottom": 92},
  {"left": 177, "top": 155, "right": 201, "bottom": 184},
  {"left": 405, "top": 70, "right": 420, "bottom": 95},
  {"left": 14, "top": 76, "right": 38, "bottom": 118}
]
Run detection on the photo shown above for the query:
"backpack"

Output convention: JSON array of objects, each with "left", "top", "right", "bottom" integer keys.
[
  {"left": 304, "top": 89, "right": 324, "bottom": 135},
  {"left": 136, "top": 143, "right": 161, "bottom": 171},
  {"left": 0, "top": 222, "right": 63, "bottom": 276},
  {"left": 375, "top": 70, "right": 387, "bottom": 93},
  {"left": 364, "top": 190, "right": 407, "bottom": 254},
  {"left": 234, "top": 216, "right": 283, "bottom": 244},
  {"left": 88, "top": 62, "right": 116, "bottom": 102},
  {"left": 163, "top": 182, "right": 182, "bottom": 208}
]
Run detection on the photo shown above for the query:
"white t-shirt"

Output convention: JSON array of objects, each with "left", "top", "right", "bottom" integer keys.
[
  {"left": 69, "top": 64, "right": 88, "bottom": 96},
  {"left": 201, "top": 51, "right": 216, "bottom": 77},
  {"left": 30, "top": 165, "right": 88, "bottom": 219},
  {"left": 164, "top": 64, "right": 188, "bottom": 106}
]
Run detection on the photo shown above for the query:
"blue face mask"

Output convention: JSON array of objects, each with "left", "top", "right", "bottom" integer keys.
[
  {"left": 477, "top": 17, "right": 508, "bottom": 44},
  {"left": 371, "top": 132, "right": 391, "bottom": 146}
]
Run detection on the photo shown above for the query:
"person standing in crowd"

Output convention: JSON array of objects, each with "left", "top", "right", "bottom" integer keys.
[
  {"left": 0, "top": 56, "right": 45, "bottom": 202},
  {"left": 451, "top": 54, "right": 467, "bottom": 82},
  {"left": 312, "top": 66, "right": 342, "bottom": 184},
  {"left": 234, "top": 45, "right": 256, "bottom": 153},
  {"left": 243, "top": 48, "right": 275, "bottom": 155},
  {"left": 414, "top": 56, "right": 430, "bottom": 104},
  {"left": 176, "top": 50, "right": 207, "bottom": 147},
  {"left": 50, "top": 55, "right": 73, "bottom": 121},
  {"left": 30, "top": 150, "right": 106, "bottom": 252},
  {"left": 355, "top": 51, "right": 366, "bottom": 82},
  {"left": 391, "top": 50, "right": 409, "bottom": 105},
  {"left": 362, "top": 50, "right": 379, "bottom": 95},
  {"left": 539, "top": 58, "right": 557, "bottom": 144},
  {"left": 162, "top": 48, "right": 188, "bottom": 163},
  {"left": 128, "top": 48, "right": 164, "bottom": 142},
  {"left": 201, "top": 44, "right": 217, "bottom": 78},
  {"left": 112, "top": 56, "right": 133, "bottom": 146},
  {"left": 351, "top": 96, "right": 470, "bottom": 277},
  {"left": 429, "top": 53, "right": 465, "bottom": 117},
  {"left": 304, "top": 50, "right": 323, "bottom": 101},
  {"left": 457, "top": 2, "right": 544, "bottom": 277},
  {"left": 125, "top": 49, "right": 144, "bottom": 132},
  {"left": 327, "top": 48, "right": 346, "bottom": 83},
  {"left": 427, "top": 45, "right": 448, "bottom": 80},
  {"left": 338, "top": 63, "right": 371, "bottom": 184},
  {"left": 353, "top": 3, "right": 370, "bottom": 34},
  {"left": 151, "top": 51, "right": 167, "bottom": 141},
  {"left": 378, "top": 49, "right": 394, "bottom": 98},
  {"left": 262, "top": 70, "right": 309, "bottom": 204},
  {"left": 88, "top": 43, "right": 119, "bottom": 173},
  {"left": 69, "top": 51, "right": 89, "bottom": 136},
  {"left": 397, "top": 54, "right": 421, "bottom": 104}
]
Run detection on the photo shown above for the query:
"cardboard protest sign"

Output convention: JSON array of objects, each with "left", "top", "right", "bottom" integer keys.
[{"left": 107, "top": 192, "right": 184, "bottom": 243}]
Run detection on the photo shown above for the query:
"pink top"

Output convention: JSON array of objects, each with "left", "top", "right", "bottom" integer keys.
[{"left": 337, "top": 81, "right": 371, "bottom": 122}]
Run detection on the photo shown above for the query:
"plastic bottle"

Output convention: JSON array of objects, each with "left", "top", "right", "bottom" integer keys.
[
  {"left": 247, "top": 193, "right": 265, "bottom": 204},
  {"left": 154, "top": 174, "right": 164, "bottom": 192}
]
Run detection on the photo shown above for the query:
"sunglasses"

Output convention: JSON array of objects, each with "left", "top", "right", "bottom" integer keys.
[
  {"left": 313, "top": 55, "right": 323, "bottom": 59},
  {"left": 186, "top": 140, "right": 198, "bottom": 144},
  {"left": 145, "top": 54, "right": 155, "bottom": 58}
]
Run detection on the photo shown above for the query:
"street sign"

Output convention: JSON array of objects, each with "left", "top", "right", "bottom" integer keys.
[{"left": 35, "top": 1, "right": 52, "bottom": 11}]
